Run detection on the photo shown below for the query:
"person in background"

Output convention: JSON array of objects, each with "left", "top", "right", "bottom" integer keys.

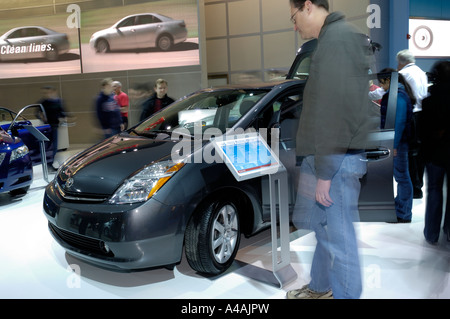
[
  {"left": 287, "top": 0, "right": 370, "bottom": 299},
  {"left": 95, "top": 78, "right": 122, "bottom": 139},
  {"left": 397, "top": 49, "right": 429, "bottom": 199},
  {"left": 139, "top": 78, "right": 175, "bottom": 121},
  {"left": 378, "top": 68, "right": 416, "bottom": 223},
  {"left": 420, "top": 60, "right": 450, "bottom": 244},
  {"left": 112, "top": 81, "right": 129, "bottom": 130},
  {"left": 37, "top": 85, "right": 66, "bottom": 171}
]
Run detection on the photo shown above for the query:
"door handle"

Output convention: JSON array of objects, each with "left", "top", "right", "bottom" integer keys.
[{"left": 364, "top": 148, "right": 390, "bottom": 161}]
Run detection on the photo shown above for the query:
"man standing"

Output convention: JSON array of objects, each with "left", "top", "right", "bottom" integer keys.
[
  {"left": 139, "top": 79, "right": 175, "bottom": 121},
  {"left": 397, "top": 49, "right": 429, "bottom": 199},
  {"left": 287, "top": 0, "right": 370, "bottom": 299},
  {"left": 112, "top": 81, "right": 129, "bottom": 130},
  {"left": 37, "top": 85, "right": 66, "bottom": 171},
  {"left": 96, "top": 78, "right": 122, "bottom": 139}
]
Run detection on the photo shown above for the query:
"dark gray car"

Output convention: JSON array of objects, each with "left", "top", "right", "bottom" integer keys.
[
  {"left": 89, "top": 13, "right": 188, "bottom": 52},
  {"left": 43, "top": 40, "right": 398, "bottom": 276}
]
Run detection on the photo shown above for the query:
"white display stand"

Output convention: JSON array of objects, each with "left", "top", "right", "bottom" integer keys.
[
  {"left": 57, "top": 125, "right": 69, "bottom": 151},
  {"left": 212, "top": 132, "right": 297, "bottom": 288}
]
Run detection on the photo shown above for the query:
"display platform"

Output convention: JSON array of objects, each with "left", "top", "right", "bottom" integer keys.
[{"left": 0, "top": 147, "right": 449, "bottom": 299}]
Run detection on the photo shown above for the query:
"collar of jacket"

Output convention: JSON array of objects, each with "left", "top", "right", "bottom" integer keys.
[{"left": 319, "top": 11, "right": 346, "bottom": 37}]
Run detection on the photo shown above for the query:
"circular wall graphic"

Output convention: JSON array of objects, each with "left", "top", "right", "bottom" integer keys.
[{"left": 413, "top": 25, "right": 433, "bottom": 50}]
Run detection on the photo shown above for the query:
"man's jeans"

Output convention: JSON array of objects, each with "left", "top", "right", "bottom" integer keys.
[
  {"left": 424, "top": 161, "right": 450, "bottom": 243},
  {"left": 394, "top": 141, "right": 413, "bottom": 221},
  {"left": 292, "top": 153, "right": 367, "bottom": 299}
]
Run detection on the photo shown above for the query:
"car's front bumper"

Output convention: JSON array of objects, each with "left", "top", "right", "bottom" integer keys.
[
  {"left": 0, "top": 154, "right": 33, "bottom": 193},
  {"left": 43, "top": 181, "right": 186, "bottom": 270}
]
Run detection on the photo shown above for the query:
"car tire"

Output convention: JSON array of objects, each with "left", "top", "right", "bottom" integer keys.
[
  {"left": 95, "top": 39, "right": 110, "bottom": 53},
  {"left": 157, "top": 34, "right": 173, "bottom": 51},
  {"left": 45, "top": 47, "right": 59, "bottom": 61},
  {"left": 9, "top": 186, "right": 30, "bottom": 197},
  {"left": 185, "top": 197, "right": 241, "bottom": 275}
]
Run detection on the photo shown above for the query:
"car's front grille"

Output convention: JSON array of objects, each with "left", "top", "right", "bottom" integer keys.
[
  {"left": 56, "top": 181, "right": 109, "bottom": 203},
  {"left": 48, "top": 222, "right": 114, "bottom": 257}
]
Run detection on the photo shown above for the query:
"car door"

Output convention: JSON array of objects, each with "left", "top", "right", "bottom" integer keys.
[
  {"left": 113, "top": 16, "right": 139, "bottom": 50},
  {"left": 254, "top": 87, "right": 305, "bottom": 221},
  {"left": 134, "top": 14, "right": 159, "bottom": 49},
  {"left": 286, "top": 39, "right": 397, "bottom": 222},
  {"left": 358, "top": 72, "right": 398, "bottom": 222}
]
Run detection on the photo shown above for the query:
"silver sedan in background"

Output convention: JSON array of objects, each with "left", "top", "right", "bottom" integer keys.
[
  {"left": 0, "top": 26, "right": 70, "bottom": 61},
  {"left": 89, "top": 13, "right": 188, "bottom": 52}
]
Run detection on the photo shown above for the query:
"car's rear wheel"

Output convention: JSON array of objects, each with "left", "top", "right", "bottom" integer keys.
[
  {"left": 185, "top": 197, "right": 241, "bottom": 275},
  {"left": 157, "top": 34, "right": 173, "bottom": 51},
  {"left": 45, "top": 47, "right": 59, "bottom": 61},
  {"left": 95, "top": 39, "right": 109, "bottom": 53}
]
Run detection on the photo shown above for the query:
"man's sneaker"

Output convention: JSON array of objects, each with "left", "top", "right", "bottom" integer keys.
[{"left": 286, "top": 285, "right": 333, "bottom": 299}]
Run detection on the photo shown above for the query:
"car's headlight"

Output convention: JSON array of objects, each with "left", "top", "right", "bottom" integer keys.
[
  {"left": 109, "top": 160, "right": 185, "bottom": 204},
  {"left": 10, "top": 145, "right": 29, "bottom": 163}
]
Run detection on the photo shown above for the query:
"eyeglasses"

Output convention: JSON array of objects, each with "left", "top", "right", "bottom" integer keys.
[{"left": 290, "top": 8, "right": 300, "bottom": 24}]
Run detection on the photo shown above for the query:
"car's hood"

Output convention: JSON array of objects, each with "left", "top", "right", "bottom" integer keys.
[{"left": 57, "top": 134, "right": 180, "bottom": 195}]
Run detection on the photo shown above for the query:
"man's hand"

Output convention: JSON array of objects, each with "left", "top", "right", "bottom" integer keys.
[{"left": 316, "top": 178, "right": 333, "bottom": 207}]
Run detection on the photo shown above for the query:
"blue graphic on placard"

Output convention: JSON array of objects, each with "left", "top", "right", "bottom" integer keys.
[{"left": 221, "top": 138, "right": 278, "bottom": 173}]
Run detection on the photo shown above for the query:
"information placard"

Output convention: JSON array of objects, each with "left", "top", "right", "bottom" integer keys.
[{"left": 211, "top": 132, "right": 282, "bottom": 181}]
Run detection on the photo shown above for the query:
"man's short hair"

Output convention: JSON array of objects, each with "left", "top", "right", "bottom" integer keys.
[
  {"left": 155, "top": 78, "right": 168, "bottom": 87},
  {"left": 396, "top": 49, "right": 416, "bottom": 65},
  {"left": 290, "top": 0, "right": 329, "bottom": 11},
  {"left": 101, "top": 78, "right": 113, "bottom": 87},
  {"left": 112, "top": 81, "right": 122, "bottom": 87}
]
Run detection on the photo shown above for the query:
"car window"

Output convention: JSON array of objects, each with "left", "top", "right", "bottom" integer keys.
[
  {"left": 133, "top": 90, "right": 268, "bottom": 137},
  {"left": 118, "top": 17, "right": 136, "bottom": 28},
  {"left": 23, "top": 28, "right": 46, "bottom": 37},
  {"left": 7, "top": 29, "right": 24, "bottom": 39},
  {"left": 251, "top": 92, "right": 302, "bottom": 130},
  {"left": 291, "top": 56, "right": 311, "bottom": 80},
  {"left": 137, "top": 15, "right": 161, "bottom": 25}
]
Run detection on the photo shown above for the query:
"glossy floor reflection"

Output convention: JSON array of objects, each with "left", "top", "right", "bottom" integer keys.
[{"left": 0, "top": 147, "right": 448, "bottom": 299}]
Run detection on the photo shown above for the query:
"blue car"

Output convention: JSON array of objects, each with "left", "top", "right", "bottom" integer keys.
[
  {"left": 0, "top": 105, "right": 53, "bottom": 165},
  {"left": 0, "top": 126, "right": 33, "bottom": 196}
]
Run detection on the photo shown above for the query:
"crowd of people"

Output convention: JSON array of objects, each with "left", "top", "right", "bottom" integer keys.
[
  {"left": 94, "top": 78, "right": 174, "bottom": 139},
  {"left": 370, "top": 53, "right": 449, "bottom": 246}
]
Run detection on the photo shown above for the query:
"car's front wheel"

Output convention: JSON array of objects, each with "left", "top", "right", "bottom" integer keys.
[
  {"left": 185, "top": 197, "right": 241, "bottom": 275},
  {"left": 95, "top": 39, "right": 110, "bottom": 53}
]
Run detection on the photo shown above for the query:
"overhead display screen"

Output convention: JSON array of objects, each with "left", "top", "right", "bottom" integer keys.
[{"left": 0, "top": 0, "right": 199, "bottom": 79}]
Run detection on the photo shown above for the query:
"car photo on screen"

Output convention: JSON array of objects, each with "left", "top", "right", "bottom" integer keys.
[
  {"left": 0, "top": 26, "right": 70, "bottom": 62},
  {"left": 81, "top": 7, "right": 199, "bottom": 74},
  {"left": 89, "top": 13, "right": 188, "bottom": 53},
  {"left": 0, "top": 22, "right": 81, "bottom": 79}
]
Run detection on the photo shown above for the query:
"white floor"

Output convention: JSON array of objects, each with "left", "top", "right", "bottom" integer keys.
[{"left": 0, "top": 147, "right": 449, "bottom": 300}]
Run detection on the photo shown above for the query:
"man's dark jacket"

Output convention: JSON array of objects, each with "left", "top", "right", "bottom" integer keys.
[{"left": 139, "top": 94, "right": 175, "bottom": 121}]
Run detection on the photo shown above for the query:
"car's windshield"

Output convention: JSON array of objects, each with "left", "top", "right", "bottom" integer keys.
[{"left": 131, "top": 89, "right": 268, "bottom": 138}]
